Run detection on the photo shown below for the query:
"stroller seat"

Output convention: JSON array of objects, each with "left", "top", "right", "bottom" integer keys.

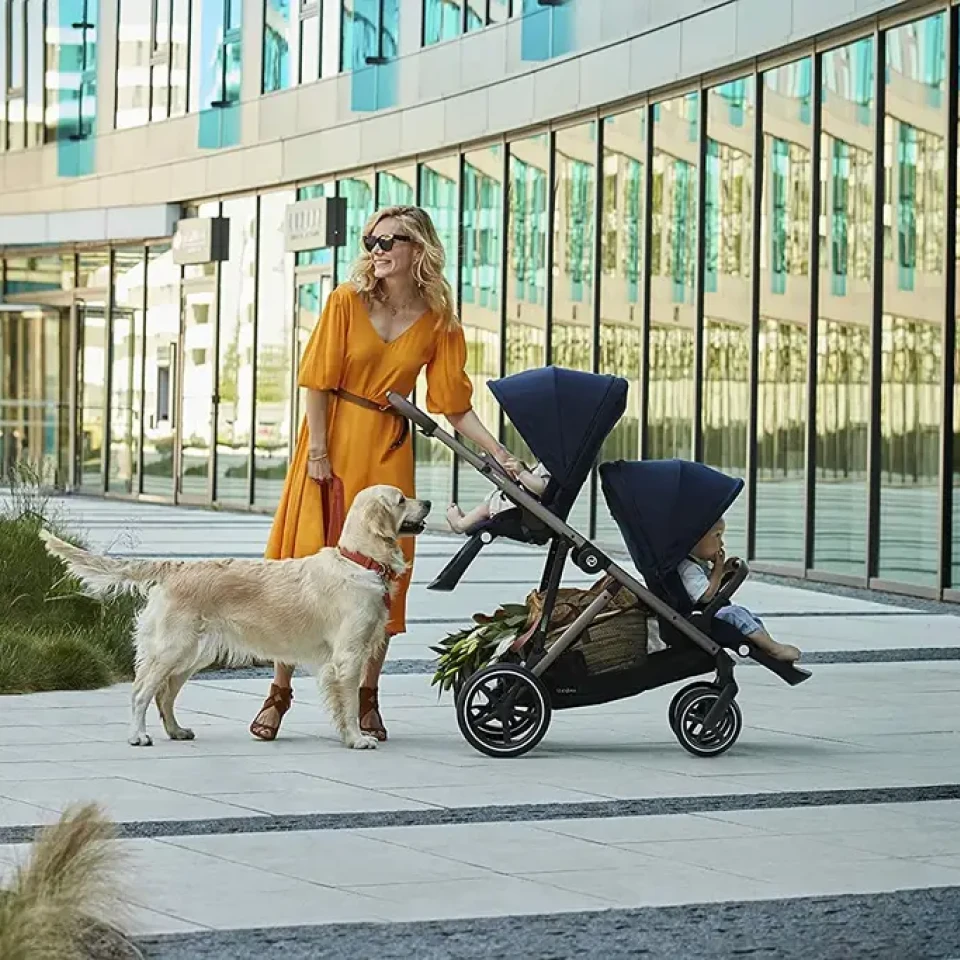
[
  {"left": 599, "top": 459, "right": 811, "bottom": 688},
  {"left": 429, "top": 367, "right": 627, "bottom": 591}
]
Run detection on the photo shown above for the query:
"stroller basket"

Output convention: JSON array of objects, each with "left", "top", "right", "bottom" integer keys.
[{"left": 547, "top": 606, "right": 649, "bottom": 677}]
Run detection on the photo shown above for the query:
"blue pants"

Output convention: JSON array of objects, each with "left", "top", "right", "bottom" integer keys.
[{"left": 715, "top": 604, "right": 764, "bottom": 637}]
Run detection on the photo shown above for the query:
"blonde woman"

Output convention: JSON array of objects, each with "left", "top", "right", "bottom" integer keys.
[{"left": 249, "top": 206, "right": 513, "bottom": 743}]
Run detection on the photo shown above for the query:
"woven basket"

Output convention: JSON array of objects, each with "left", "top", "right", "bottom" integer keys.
[{"left": 545, "top": 605, "right": 649, "bottom": 676}]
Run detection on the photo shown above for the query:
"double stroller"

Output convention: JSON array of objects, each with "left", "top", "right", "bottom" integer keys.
[{"left": 388, "top": 367, "right": 811, "bottom": 760}]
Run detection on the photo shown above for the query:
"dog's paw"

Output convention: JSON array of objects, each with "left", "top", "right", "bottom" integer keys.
[
  {"left": 128, "top": 733, "right": 153, "bottom": 747},
  {"left": 167, "top": 727, "right": 195, "bottom": 741},
  {"left": 347, "top": 734, "right": 379, "bottom": 750}
]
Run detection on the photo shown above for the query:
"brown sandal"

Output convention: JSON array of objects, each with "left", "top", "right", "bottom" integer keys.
[
  {"left": 359, "top": 686, "right": 387, "bottom": 742},
  {"left": 249, "top": 683, "right": 293, "bottom": 741}
]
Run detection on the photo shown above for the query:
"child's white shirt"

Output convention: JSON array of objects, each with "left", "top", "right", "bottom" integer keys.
[
  {"left": 486, "top": 462, "right": 550, "bottom": 515},
  {"left": 678, "top": 557, "right": 711, "bottom": 604}
]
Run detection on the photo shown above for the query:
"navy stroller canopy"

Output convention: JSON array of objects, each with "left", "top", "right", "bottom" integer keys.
[
  {"left": 599, "top": 459, "right": 744, "bottom": 578},
  {"left": 488, "top": 367, "right": 627, "bottom": 493}
]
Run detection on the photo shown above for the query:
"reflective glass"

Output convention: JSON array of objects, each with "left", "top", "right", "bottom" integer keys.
[
  {"left": 597, "top": 107, "right": 644, "bottom": 546},
  {"left": 881, "top": 14, "right": 945, "bottom": 586},
  {"left": 108, "top": 248, "right": 147, "bottom": 494},
  {"left": 254, "top": 190, "right": 296, "bottom": 508},
  {"left": 505, "top": 133, "right": 548, "bottom": 461},
  {"left": 648, "top": 92, "right": 699, "bottom": 461},
  {"left": 415, "top": 156, "right": 460, "bottom": 511},
  {"left": 756, "top": 58, "right": 813, "bottom": 566},
  {"left": 703, "top": 78, "right": 755, "bottom": 559},
  {"left": 141, "top": 245, "right": 179, "bottom": 497},
  {"left": 459, "top": 144, "right": 503, "bottom": 511},
  {"left": 216, "top": 196, "right": 258, "bottom": 505},
  {"left": 813, "top": 38, "right": 874, "bottom": 575}
]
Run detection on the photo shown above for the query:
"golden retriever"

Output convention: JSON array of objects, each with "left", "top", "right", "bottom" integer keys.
[{"left": 39, "top": 485, "right": 430, "bottom": 750}]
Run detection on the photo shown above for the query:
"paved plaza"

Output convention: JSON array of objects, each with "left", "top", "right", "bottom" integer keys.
[{"left": 2, "top": 497, "right": 960, "bottom": 957}]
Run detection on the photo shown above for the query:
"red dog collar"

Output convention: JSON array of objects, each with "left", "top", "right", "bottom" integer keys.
[{"left": 338, "top": 548, "right": 397, "bottom": 608}]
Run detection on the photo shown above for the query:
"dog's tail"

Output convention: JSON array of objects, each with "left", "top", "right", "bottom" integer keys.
[{"left": 39, "top": 528, "right": 181, "bottom": 599}]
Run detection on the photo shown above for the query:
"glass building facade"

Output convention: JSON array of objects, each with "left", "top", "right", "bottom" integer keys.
[{"left": 4, "top": 3, "right": 960, "bottom": 602}]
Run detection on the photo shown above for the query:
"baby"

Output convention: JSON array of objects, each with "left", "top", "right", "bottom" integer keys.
[
  {"left": 678, "top": 518, "right": 801, "bottom": 663},
  {"left": 447, "top": 457, "right": 551, "bottom": 534}
]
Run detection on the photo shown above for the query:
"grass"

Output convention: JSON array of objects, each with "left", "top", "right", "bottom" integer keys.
[
  {"left": 0, "top": 463, "right": 140, "bottom": 695},
  {"left": 0, "top": 803, "right": 141, "bottom": 960}
]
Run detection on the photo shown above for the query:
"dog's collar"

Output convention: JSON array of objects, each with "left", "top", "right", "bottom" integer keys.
[{"left": 338, "top": 548, "right": 398, "bottom": 608}]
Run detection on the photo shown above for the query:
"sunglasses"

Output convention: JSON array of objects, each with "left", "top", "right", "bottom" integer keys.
[{"left": 362, "top": 233, "right": 413, "bottom": 253}]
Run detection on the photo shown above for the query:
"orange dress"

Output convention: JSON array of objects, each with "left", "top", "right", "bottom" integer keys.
[{"left": 264, "top": 283, "right": 474, "bottom": 634}]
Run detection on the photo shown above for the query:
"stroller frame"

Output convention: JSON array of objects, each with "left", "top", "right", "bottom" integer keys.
[{"left": 389, "top": 392, "right": 806, "bottom": 759}]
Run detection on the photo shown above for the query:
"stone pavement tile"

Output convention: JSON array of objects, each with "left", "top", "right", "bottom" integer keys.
[
  {"left": 0, "top": 777, "right": 269, "bottom": 824},
  {"left": 341, "top": 874, "right": 614, "bottom": 922},
  {"left": 0, "top": 761, "right": 97, "bottom": 782},
  {"left": 525, "top": 862, "right": 773, "bottom": 907},
  {"left": 629, "top": 834, "right": 892, "bottom": 882},
  {"left": 356, "top": 821, "right": 663, "bottom": 875},
  {"left": 0, "top": 798, "right": 61, "bottom": 828},
  {"left": 743, "top": 854, "right": 960, "bottom": 898},
  {"left": 162, "top": 830, "right": 495, "bottom": 886},
  {"left": 381, "top": 781, "right": 618, "bottom": 808},
  {"left": 699, "top": 804, "right": 934, "bottom": 836},
  {"left": 121, "top": 904, "right": 211, "bottom": 936},
  {"left": 535, "top": 813, "right": 770, "bottom": 845},
  {"left": 120, "top": 839, "right": 389, "bottom": 930},
  {"left": 829, "top": 825, "right": 960, "bottom": 860}
]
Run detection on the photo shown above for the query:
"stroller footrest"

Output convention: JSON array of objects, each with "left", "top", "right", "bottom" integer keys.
[
  {"left": 745, "top": 645, "right": 812, "bottom": 685},
  {"left": 428, "top": 532, "right": 490, "bottom": 591}
]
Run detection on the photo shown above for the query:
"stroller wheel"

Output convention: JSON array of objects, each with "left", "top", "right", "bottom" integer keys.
[
  {"left": 668, "top": 682, "right": 719, "bottom": 732},
  {"left": 672, "top": 686, "right": 742, "bottom": 758},
  {"left": 456, "top": 663, "right": 552, "bottom": 759}
]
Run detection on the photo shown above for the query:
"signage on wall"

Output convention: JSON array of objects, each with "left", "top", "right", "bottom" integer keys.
[
  {"left": 171, "top": 217, "right": 230, "bottom": 265},
  {"left": 283, "top": 197, "right": 348, "bottom": 253}
]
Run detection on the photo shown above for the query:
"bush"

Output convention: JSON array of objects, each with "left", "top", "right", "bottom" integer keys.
[{"left": 0, "top": 466, "right": 140, "bottom": 694}]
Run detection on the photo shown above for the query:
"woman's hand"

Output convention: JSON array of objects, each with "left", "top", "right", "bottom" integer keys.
[{"left": 307, "top": 452, "right": 333, "bottom": 485}]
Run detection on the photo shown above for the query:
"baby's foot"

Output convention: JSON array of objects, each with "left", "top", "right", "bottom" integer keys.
[
  {"left": 446, "top": 504, "right": 465, "bottom": 534},
  {"left": 754, "top": 636, "right": 801, "bottom": 662}
]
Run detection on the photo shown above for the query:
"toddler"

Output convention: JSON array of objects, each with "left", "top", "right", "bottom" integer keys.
[
  {"left": 447, "top": 458, "right": 550, "bottom": 534},
  {"left": 678, "top": 518, "right": 801, "bottom": 663}
]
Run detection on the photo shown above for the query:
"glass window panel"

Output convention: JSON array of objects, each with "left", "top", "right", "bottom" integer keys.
[
  {"left": 169, "top": 0, "right": 189, "bottom": 116},
  {"left": 488, "top": 0, "right": 510, "bottom": 22},
  {"left": 300, "top": 10, "right": 319, "bottom": 83},
  {"left": 459, "top": 143, "right": 503, "bottom": 510},
  {"left": 552, "top": 122, "right": 595, "bottom": 375},
  {"left": 880, "top": 15, "right": 944, "bottom": 586},
  {"left": 254, "top": 190, "right": 296, "bottom": 508},
  {"left": 702, "top": 78, "right": 755, "bottom": 560},
  {"left": 25, "top": 0, "right": 43, "bottom": 147},
  {"left": 6, "top": 0, "right": 25, "bottom": 149},
  {"left": 756, "top": 58, "right": 813, "bottom": 567},
  {"left": 377, "top": 165, "right": 416, "bottom": 207},
  {"left": 466, "top": 0, "right": 485, "bottom": 32},
  {"left": 151, "top": 61, "right": 171, "bottom": 122},
  {"left": 320, "top": 0, "right": 340, "bottom": 76},
  {"left": 295, "top": 181, "right": 336, "bottom": 267},
  {"left": 415, "top": 156, "right": 460, "bottom": 511},
  {"left": 178, "top": 282, "right": 215, "bottom": 497},
  {"left": 264, "top": 0, "right": 296, "bottom": 92},
  {"left": 116, "top": 0, "right": 152, "bottom": 128},
  {"left": 4, "top": 254, "right": 74, "bottom": 293},
  {"left": 78, "top": 300, "right": 107, "bottom": 489},
  {"left": 141, "top": 265, "right": 178, "bottom": 497},
  {"left": 648, "top": 92, "right": 699, "bottom": 462},
  {"left": 597, "top": 107, "right": 644, "bottom": 547},
  {"left": 336, "top": 175, "right": 375, "bottom": 282},
  {"left": 505, "top": 133, "right": 548, "bottom": 463},
  {"left": 0, "top": 4, "right": 7, "bottom": 150},
  {"left": 77, "top": 250, "right": 111, "bottom": 288},
  {"left": 813, "top": 38, "right": 874, "bottom": 576},
  {"left": 424, "top": 0, "right": 462, "bottom": 45},
  {"left": 109, "top": 248, "right": 147, "bottom": 494},
  {"left": 216, "top": 196, "right": 258, "bottom": 505},
  {"left": 294, "top": 275, "right": 334, "bottom": 427}
]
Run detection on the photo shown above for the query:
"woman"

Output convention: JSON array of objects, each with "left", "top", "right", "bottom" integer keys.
[{"left": 249, "top": 205, "right": 513, "bottom": 742}]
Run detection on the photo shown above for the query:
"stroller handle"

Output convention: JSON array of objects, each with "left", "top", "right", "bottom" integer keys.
[{"left": 386, "top": 393, "right": 440, "bottom": 436}]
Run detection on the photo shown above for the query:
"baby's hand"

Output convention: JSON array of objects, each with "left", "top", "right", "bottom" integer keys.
[{"left": 503, "top": 456, "right": 526, "bottom": 478}]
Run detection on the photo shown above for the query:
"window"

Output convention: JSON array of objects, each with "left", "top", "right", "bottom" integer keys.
[
  {"left": 423, "top": 0, "right": 511, "bottom": 45},
  {"left": 4, "top": 0, "right": 45, "bottom": 150},
  {"left": 263, "top": 0, "right": 341, "bottom": 92}
]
